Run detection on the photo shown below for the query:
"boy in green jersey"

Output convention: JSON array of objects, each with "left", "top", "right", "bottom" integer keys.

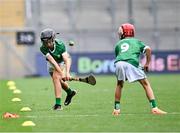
[
  {"left": 112, "top": 23, "right": 167, "bottom": 115},
  {"left": 40, "top": 28, "right": 76, "bottom": 110}
]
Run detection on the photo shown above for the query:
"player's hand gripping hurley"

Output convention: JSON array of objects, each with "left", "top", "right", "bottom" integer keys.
[{"left": 63, "top": 74, "right": 96, "bottom": 85}]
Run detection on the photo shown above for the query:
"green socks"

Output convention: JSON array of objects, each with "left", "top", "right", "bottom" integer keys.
[
  {"left": 150, "top": 99, "right": 157, "bottom": 108},
  {"left": 56, "top": 98, "right": 61, "bottom": 105},
  {"left": 65, "top": 88, "right": 72, "bottom": 95},
  {"left": 114, "top": 100, "right": 157, "bottom": 110},
  {"left": 55, "top": 88, "right": 72, "bottom": 105},
  {"left": 114, "top": 101, "right": 120, "bottom": 110}
]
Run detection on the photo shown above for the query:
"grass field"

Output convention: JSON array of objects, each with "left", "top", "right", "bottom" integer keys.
[{"left": 0, "top": 74, "right": 180, "bottom": 132}]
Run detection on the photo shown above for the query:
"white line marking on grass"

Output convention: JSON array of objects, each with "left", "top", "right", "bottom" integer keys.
[
  {"left": 22, "top": 112, "right": 180, "bottom": 118},
  {"left": 168, "top": 112, "right": 180, "bottom": 115},
  {"left": 23, "top": 114, "right": 99, "bottom": 118},
  {"left": 121, "top": 112, "right": 180, "bottom": 115}
]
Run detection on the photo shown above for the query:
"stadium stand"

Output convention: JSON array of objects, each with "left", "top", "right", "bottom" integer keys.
[
  {"left": 0, "top": 0, "right": 24, "bottom": 27},
  {"left": 0, "top": 0, "right": 179, "bottom": 78}
]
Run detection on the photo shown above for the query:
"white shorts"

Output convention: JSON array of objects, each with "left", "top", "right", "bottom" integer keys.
[
  {"left": 115, "top": 61, "right": 146, "bottom": 82},
  {"left": 47, "top": 62, "right": 65, "bottom": 74}
]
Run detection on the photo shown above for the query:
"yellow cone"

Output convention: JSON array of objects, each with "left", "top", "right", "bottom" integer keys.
[
  {"left": 22, "top": 121, "right": 36, "bottom": 126},
  {"left": 7, "top": 81, "right": 16, "bottom": 86},
  {"left": 13, "top": 89, "right": 22, "bottom": 94},
  {"left": 9, "top": 86, "right": 16, "bottom": 90},
  {"left": 20, "top": 107, "right": 31, "bottom": 112},
  {"left": 11, "top": 98, "right": 21, "bottom": 102}
]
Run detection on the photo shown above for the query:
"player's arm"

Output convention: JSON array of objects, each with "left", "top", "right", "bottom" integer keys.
[
  {"left": 144, "top": 46, "right": 151, "bottom": 72},
  {"left": 62, "top": 52, "right": 71, "bottom": 80},
  {"left": 115, "top": 44, "right": 120, "bottom": 57},
  {"left": 46, "top": 53, "right": 63, "bottom": 76}
]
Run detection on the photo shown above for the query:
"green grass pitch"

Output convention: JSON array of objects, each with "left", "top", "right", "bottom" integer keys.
[{"left": 0, "top": 74, "right": 180, "bottom": 132}]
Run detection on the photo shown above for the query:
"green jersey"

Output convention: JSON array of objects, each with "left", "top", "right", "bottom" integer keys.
[
  {"left": 114, "top": 38, "right": 147, "bottom": 68},
  {"left": 40, "top": 39, "right": 66, "bottom": 63}
]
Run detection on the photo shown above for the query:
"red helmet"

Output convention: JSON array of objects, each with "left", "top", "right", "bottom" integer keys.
[{"left": 118, "top": 23, "right": 135, "bottom": 39}]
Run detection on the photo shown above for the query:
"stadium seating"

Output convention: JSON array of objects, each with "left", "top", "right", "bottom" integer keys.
[
  {"left": 0, "top": 0, "right": 179, "bottom": 78},
  {"left": 39, "top": 0, "right": 180, "bottom": 51},
  {"left": 0, "top": 0, "right": 24, "bottom": 27}
]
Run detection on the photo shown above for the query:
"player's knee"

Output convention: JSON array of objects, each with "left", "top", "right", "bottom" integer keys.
[
  {"left": 139, "top": 79, "right": 149, "bottom": 88},
  {"left": 52, "top": 72, "right": 61, "bottom": 80}
]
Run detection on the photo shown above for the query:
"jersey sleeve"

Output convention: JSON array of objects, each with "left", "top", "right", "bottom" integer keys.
[
  {"left": 139, "top": 41, "right": 147, "bottom": 53},
  {"left": 115, "top": 45, "right": 119, "bottom": 57},
  {"left": 56, "top": 39, "right": 66, "bottom": 54},
  {"left": 114, "top": 41, "right": 121, "bottom": 57},
  {"left": 40, "top": 45, "right": 49, "bottom": 56},
  {"left": 61, "top": 43, "right": 66, "bottom": 54}
]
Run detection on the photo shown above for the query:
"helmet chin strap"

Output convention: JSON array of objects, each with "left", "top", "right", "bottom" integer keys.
[{"left": 120, "top": 34, "right": 125, "bottom": 40}]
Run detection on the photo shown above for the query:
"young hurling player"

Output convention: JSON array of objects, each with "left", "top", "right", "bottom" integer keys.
[
  {"left": 112, "top": 23, "right": 167, "bottom": 115},
  {"left": 40, "top": 28, "right": 76, "bottom": 110}
]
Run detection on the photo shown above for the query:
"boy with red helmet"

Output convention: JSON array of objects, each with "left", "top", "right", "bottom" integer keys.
[
  {"left": 118, "top": 23, "right": 135, "bottom": 39},
  {"left": 112, "top": 23, "right": 167, "bottom": 115}
]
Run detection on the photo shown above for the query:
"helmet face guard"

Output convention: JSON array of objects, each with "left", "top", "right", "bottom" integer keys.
[
  {"left": 41, "top": 38, "right": 54, "bottom": 46},
  {"left": 118, "top": 23, "right": 135, "bottom": 39},
  {"left": 118, "top": 27, "right": 124, "bottom": 40}
]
